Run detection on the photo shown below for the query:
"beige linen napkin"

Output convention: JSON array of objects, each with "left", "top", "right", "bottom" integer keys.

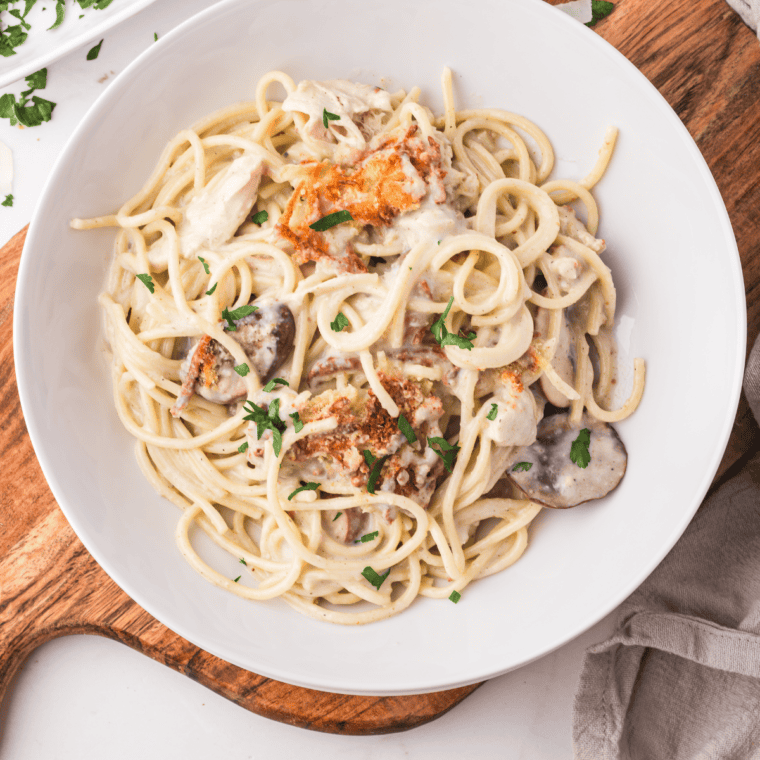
[{"left": 572, "top": 335, "right": 760, "bottom": 759}]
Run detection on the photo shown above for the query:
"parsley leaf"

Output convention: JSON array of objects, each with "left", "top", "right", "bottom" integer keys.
[
  {"left": 487, "top": 403, "right": 498, "bottom": 421},
  {"left": 251, "top": 210, "right": 268, "bottom": 225},
  {"left": 153, "top": 32, "right": 158, "bottom": 41},
  {"left": 322, "top": 108, "right": 340, "bottom": 129},
  {"left": 357, "top": 531, "right": 379, "bottom": 543},
  {"left": 263, "top": 377, "right": 288, "bottom": 392},
  {"left": 587, "top": 0, "right": 614, "bottom": 26},
  {"left": 309, "top": 209, "right": 353, "bottom": 231},
  {"left": 237, "top": 441, "right": 248, "bottom": 453},
  {"left": 289, "top": 411, "right": 304, "bottom": 433},
  {"left": 288, "top": 482, "right": 319, "bottom": 500},
  {"left": 239, "top": 558, "right": 247, "bottom": 565},
  {"left": 136, "top": 273, "right": 154, "bottom": 293},
  {"left": 332, "top": 512, "right": 342, "bottom": 521},
  {"left": 198, "top": 256, "right": 210, "bottom": 274},
  {"left": 47, "top": 0, "right": 64, "bottom": 30},
  {"left": 570, "top": 428, "right": 592, "bottom": 468},
  {"left": 367, "top": 454, "right": 389, "bottom": 494},
  {"left": 449, "top": 590, "right": 461, "bottom": 604},
  {"left": 363, "top": 449, "right": 376, "bottom": 468},
  {"left": 330, "top": 312, "right": 349, "bottom": 332},
  {"left": 511, "top": 461, "right": 533, "bottom": 473},
  {"left": 427, "top": 436, "right": 460, "bottom": 473},
  {"left": 362, "top": 566, "right": 390, "bottom": 589},
  {"left": 431, "top": 297, "right": 476, "bottom": 351},
  {"left": 205, "top": 283, "right": 217, "bottom": 296},
  {"left": 233, "top": 363, "right": 249, "bottom": 377},
  {"left": 233, "top": 575, "right": 241, "bottom": 583},
  {"left": 397, "top": 414, "right": 417, "bottom": 444},
  {"left": 86, "top": 38, "right": 103, "bottom": 60},
  {"left": 25, "top": 68, "right": 46, "bottom": 89},
  {"left": 243, "top": 399, "right": 286, "bottom": 456},
  {"left": 221, "top": 304, "right": 257, "bottom": 331},
  {"left": 1, "top": 194, "right": 12, "bottom": 207}
]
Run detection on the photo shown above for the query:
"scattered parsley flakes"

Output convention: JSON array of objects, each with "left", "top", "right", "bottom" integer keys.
[
  {"left": 322, "top": 108, "right": 340, "bottom": 129},
  {"left": 1, "top": 194, "right": 12, "bottom": 207},
  {"left": 449, "top": 590, "right": 461, "bottom": 604},
  {"left": 48, "top": 0, "right": 64, "bottom": 30},
  {"left": 397, "top": 414, "right": 417, "bottom": 444},
  {"left": 511, "top": 461, "right": 533, "bottom": 473},
  {"left": 0, "top": 67, "right": 55, "bottom": 127},
  {"left": 487, "top": 403, "right": 498, "bottom": 421},
  {"left": 288, "top": 482, "right": 319, "bottom": 500},
  {"left": 233, "top": 363, "right": 250, "bottom": 377},
  {"left": 136, "top": 273, "right": 154, "bottom": 293},
  {"left": 153, "top": 32, "right": 158, "bottom": 41},
  {"left": 309, "top": 209, "right": 353, "bottom": 231},
  {"left": 25, "top": 68, "right": 47, "bottom": 89},
  {"left": 243, "top": 398, "right": 286, "bottom": 456},
  {"left": 239, "top": 558, "right": 247, "bottom": 565},
  {"left": 237, "top": 441, "right": 248, "bottom": 454},
  {"left": 431, "top": 296, "right": 476, "bottom": 351},
  {"left": 427, "top": 436, "right": 460, "bottom": 473},
  {"left": 586, "top": 0, "right": 614, "bottom": 26},
  {"left": 263, "top": 377, "right": 288, "bottom": 392},
  {"left": 233, "top": 575, "right": 241, "bottom": 583},
  {"left": 198, "top": 256, "right": 210, "bottom": 274},
  {"left": 205, "top": 282, "right": 217, "bottom": 296},
  {"left": 289, "top": 411, "right": 304, "bottom": 433},
  {"left": 222, "top": 303, "right": 257, "bottom": 331},
  {"left": 366, "top": 454, "right": 389, "bottom": 494},
  {"left": 251, "top": 209, "right": 268, "bottom": 225},
  {"left": 362, "top": 566, "right": 390, "bottom": 589},
  {"left": 86, "top": 38, "right": 103, "bottom": 60},
  {"left": 330, "top": 312, "right": 349, "bottom": 332},
  {"left": 357, "top": 531, "right": 379, "bottom": 543},
  {"left": 570, "top": 428, "right": 592, "bottom": 468},
  {"left": 332, "top": 512, "right": 342, "bottom": 521}
]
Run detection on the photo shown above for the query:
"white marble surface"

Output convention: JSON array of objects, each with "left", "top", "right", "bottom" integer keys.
[{"left": 0, "top": 1, "right": 620, "bottom": 756}]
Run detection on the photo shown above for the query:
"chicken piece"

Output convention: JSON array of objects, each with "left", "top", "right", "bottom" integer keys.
[
  {"left": 171, "top": 302, "right": 295, "bottom": 416},
  {"left": 557, "top": 206, "right": 605, "bottom": 254},
  {"left": 507, "top": 413, "right": 627, "bottom": 508},
  {"left": 178, "top": 153, "right": 263, "bottom": 256}
]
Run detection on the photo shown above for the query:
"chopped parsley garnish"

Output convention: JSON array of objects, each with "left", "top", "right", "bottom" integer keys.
[
  {"left": 221, "top": 303, "right": 257, "bottom": 330},
  {"left": 309, "top": 209, "right": 353, "bottom": 231},
  {"left": 205, "top": 283, "right": 217, "bottom": 296},
  {"left": 251, "top": 210, "right": 268, "bottom": 225},
  {"left": 362, "top": 566, "right": 390, "bottom": 589},
  {"left": 1, "top": 194, "right": 12, "bottom": 207},
  {"left": 233, "top": 575, "right": 241, "bottom": 583},
  {"left": 239, "top": 558, "right": 247, "bottom": 565},
  {"left": 86, "top": 38, "right": 103, "bottom": 60},
  {"left": 427, "top": 436, "right": 460, "bottom": 473},
  {"left": 487, "top": 403, "right": 498, "bottom": 421},
  {"left": 332, "top": 512, "right": 342, "bottom": 521},
  {"left": 363, "top": 449, "right": 376, "bottom": 468},
  {"left": 330, "top": 312, "right": 349, "bottom": 332},
  {"left": 366, "top": 453, "right": 389, "bottom": 494},
  {"left": 233, "top": 363, "right": 250, "bottom": 377},
  {"left": 322, "top": 108, "right": 340, "bottom": 129},
  {"left": 431, "top": 297, "right": 476, "bottom": 351},
  {"left": 288, "top": 482, "right": 319, "bottom": 500},
  {"left": 0, "top": 67, "right": 56, "bottom": 128},
  {"left": 198, "top": 256, "right": 210, "bottom": 274},
  {"left": 449, "top": 590, "right": 461, "bottom": 604},
  {"left": 570, "top": 428, "right": 592, "bottom": 468},
  {"left": 263, "top": 377, "right": 288, "bottom": 392},
  {"left": 357, "top": 531, "right": 379, "bottom": 543},
  {"left": 243, "top": 398, "right": 286, "bottom": 456},
  {"left": 511, "top": 462, "right": 533, "bottom": 473},
  {"left": 586, "top": 0, "right": 614, "bottom": 26},
  {"left": 237, "top": 441, "right": 248, "bottom": 453},
  {"left": 136, "top": 273, "right": 154, "bottom": 293},
  {"left": 153, "top": 32, "right": 158, "bottom": 41},
  {"left": 397, "top": 413, "right": 417, "bottom": 444},
  {"left": 289, "top": 411, "right": 304, "bottom": 433}
]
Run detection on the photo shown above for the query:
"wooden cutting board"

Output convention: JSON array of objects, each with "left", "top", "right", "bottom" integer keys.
[{"left": 2, "top": 0, "right": 760, "bottom": 735}]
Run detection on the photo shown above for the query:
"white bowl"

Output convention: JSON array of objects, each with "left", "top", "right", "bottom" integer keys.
[{"left": 14, "top": 0, "right": 745, "bottom": 695}]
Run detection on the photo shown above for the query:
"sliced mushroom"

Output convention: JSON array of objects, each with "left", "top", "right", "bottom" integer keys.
[
  {"left": 506, "top": 412, "right": 627, "bottom": 508},
  {"left": 171, "top": 301, "right": 295, "bottom": 416}
]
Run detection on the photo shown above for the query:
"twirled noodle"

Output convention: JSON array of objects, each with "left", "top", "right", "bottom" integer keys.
[{"left": 73, "top": 69, "right": 644, "bottom": 624}]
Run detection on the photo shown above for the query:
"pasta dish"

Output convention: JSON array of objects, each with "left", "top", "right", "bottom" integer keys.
[{"left": 73, "top": 69, "right": 645, "bottom": 624}]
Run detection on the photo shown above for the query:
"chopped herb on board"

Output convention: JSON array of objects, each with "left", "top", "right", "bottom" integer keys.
[
  {"left": 1, "top": 194, "right": 13, "bottom": 207},
  {"left": 586, "top": 0, "right": 614, "bottom": 26},
  {"left": 0, "top": 67, "right": 56, "bottom": 127},
  {"left": 86, "top": 38, "right": 103, "bottom": 60}
]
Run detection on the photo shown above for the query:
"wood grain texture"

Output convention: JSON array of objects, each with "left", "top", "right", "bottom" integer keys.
[{"left": 2, "top": 0, "right": 760, "bottom": 735}]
